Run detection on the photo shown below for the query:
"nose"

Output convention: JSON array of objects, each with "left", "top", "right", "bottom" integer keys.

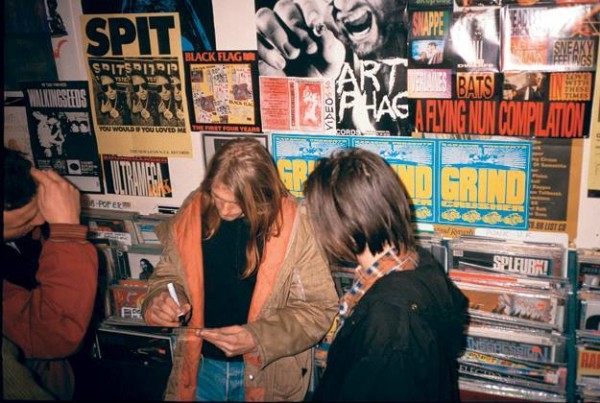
[{"left": 219, "top": 202, "right": 236, "bottom": 216}]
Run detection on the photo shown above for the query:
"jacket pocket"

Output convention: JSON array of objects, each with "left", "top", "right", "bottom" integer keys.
[{"left": 271, "top": 351, "right": 310, "bottom": 401}]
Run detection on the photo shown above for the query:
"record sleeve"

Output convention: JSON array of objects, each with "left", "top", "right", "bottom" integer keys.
[
  {"left": 466, "top": 325, "right": 566, "bottom": 364},
  {"left": 125, "top": 245, "right": 163, "bottom": 281},
  {"left": 577, "top": 345, "right": 600, "bottom": 382},
  {"left": 578, "top": 249, "right": 600, "bottom": 289},
  {"left": 95, "top": 323, "right": 173, "bottom": 367},
  {"left": 110, "top": 282, "right": 148, "bottom": 321},
  {"left": 580, "top": 297, "right": 600, "bottom": 332},
  {"left": 457, "top": 282, "right": 565, "bottom": 331},
  {"left": 450, "top": 265, "right": 568, "bottom": 292},
  {"left": 459, "top": 349, "right": 566, "bottom": 387},
  {"left": 449, "top": 236, "right": 565, "bottom": 278}
]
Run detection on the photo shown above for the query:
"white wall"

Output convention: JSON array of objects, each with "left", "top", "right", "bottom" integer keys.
[{"left": 33, "top": 0, "right": 600, "bottom": 248}]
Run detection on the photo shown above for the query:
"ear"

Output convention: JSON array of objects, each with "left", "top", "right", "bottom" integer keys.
[{"left": 32, "top": 111, "right": 45, "bottom": 121}]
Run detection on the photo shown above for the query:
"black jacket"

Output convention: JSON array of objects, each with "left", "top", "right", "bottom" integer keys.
[{"left": 314, "top": 248, "right": 469, "bottom": 401}]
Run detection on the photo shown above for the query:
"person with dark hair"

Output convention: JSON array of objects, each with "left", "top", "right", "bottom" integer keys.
[
  {"left": 256, "top": 0, "right": 412, "bottom": 136},
  {"left": 447, "top": 12, "right": 500, "bottom": 71},
  {"left": 515, "top": 72, "right": 546, "bottom": 101},
  {"left": 170, "top": 73, "right": 186, "bottom": 126},
  {"left": 426, "top": 41, "right": 444, "bottom": 64},
  {"left": 303, "top": 148, "right": 468, "bottom": 401},
  {"left": 130, "top": 70, "right": 160, "bottom": 126},
  {"left": 155, "top": 70, "right": 179, "bottom": 127},
  {"left": 46, "top": 0, "right": 67, "bottom": 36},
  {"left": 141, "top": 138, "right": 338, "bottom": 401},
  {"left": 97, "top": 72, "right": 131, "bottom": 125},
  {"left": 138, "top": 258, "right": 154, "bottom": 280},
  {"left": 2, "top": 147, "right": 98, "bottom": 400}
]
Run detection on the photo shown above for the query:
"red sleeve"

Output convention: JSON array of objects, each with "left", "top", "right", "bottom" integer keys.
[{"left": 2, "top": 224, "right": 98, "bottom": 359}]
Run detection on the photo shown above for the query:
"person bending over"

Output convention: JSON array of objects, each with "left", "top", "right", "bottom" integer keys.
[
  {"left": 304, "top": 147, "right": 469, "bottom": 401},
  {"left": 142, "top": 138, "right": 338, "bottom": 401}
]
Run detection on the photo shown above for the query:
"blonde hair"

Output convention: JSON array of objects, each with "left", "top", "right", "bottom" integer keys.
[{"left": 200, "top": 138, "right": 289, "bottom": 278}]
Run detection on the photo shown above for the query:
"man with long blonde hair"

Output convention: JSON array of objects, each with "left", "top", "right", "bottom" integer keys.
[{"left": 142, "top": 138, "right": 337, "bottom": 401}]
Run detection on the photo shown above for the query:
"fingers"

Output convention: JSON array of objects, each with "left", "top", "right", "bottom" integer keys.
[
  {"left": 258, "top": 59, "right": 288, "bottom": 77},
  {"left": 257, "top": 3, "right": 300, "bottom": 59},
  {"left": 295, "top": 0, "right": 327, "bottom": 30},
  {"left": 256, "top": 0, "right": 345, "bottom": 77},
  {"left": 274, "top": 0, "right": 319, "bottom": 55},
  {"left": 256, "top": 0, "right": 324, "bottom": 68},
  {"left": 147, "top": 291, "right": 187, "bottom": 327},
  {"left": 199, "top": 326, "right": 257, "bottom": 357},
  {"left": 31, "top": 169, "right": 80, "bottom": 225},
  {"left": 315, "top": 27, "right": 347, "bottom": 76},
  {"left": 257, "top": 7, "right": 292, "bottom": 71}
]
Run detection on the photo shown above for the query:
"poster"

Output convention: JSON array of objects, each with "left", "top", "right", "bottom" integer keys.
[
  {"left": 102, "top": 154, "right": 172, "bottom": 198},
  {"left": 406, "top": 3, "right": 454, "bottom": 101},
  {"left": 529, "top": 138, "right": 582, "bottom": 240},
  {"left": 437, "top": 140, "right": 532, "bottom": 230},
  {"left": 409, "top": 3, "right": 597, "bottom": 140},
  {"left": 22, "top": 81, "right": 104, "bottom": 193},
  {"left": 46, "top": 0, "right": 87, "bottom": 80},
  {"left": 255, "top": 0, "right": 411, "bottom": 136},
  {"left": 446, "top": 8, "right": 501, "bottom": 72},
  {"left": 81, "top": 13, "right": 193, "bottom": 158},
  {"left": 408, "top": 8, "right": 452, "bottom": 68},
  {"left": 271, "top": 134, "right": 351, "bottom": 198},
  {"left": 81, "top": 0, "right": 216, "bottom": 52},
  {"left": 4, "top": 0, "right": 57, "bottom": 91},
  {"left": 588, "top": 51, "right": 600, "bottom": 198},
  {"left": 185, "top": 51, "right": 261, "bottom": 132},
  {"left": 4, "top": 92, "right": 34, "bottom": 158},
  {"left": 352, "top": 138, "right": 436, "bottom": 223},
  {"left": 502, "top": 4, "right": 598, "bottom": 72},
  {"left": 412, "top": 81, "right": 593, "bottom": 138},
  {"left": 260, "top": 77, "right": 336, "bottom": 134}
]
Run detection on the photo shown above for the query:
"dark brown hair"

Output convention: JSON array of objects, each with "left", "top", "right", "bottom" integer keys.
[
  {"left": 304, "top": 147, "right": 416, "bottom": 265},
  {"left": 3, "top": 147, "right": 36, "bottom": 211},
  {"left": 200, "top": 138, "right": 289, "bottom": 278}
]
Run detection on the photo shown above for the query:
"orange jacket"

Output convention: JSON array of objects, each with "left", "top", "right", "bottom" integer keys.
[
  {"left": 3, "top": 224, "right": 98, "bottom": 358},
  {"left": 142, "top": 190, "right": 338, "bottom": 401}
]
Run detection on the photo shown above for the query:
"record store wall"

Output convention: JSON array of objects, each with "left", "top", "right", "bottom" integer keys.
[{"left": 3, "top": 0, "right": 600, "bottom": 249}]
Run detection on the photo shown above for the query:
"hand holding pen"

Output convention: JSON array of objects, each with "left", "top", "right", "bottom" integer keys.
[{"left": 144, "top": 282, "right": 191, "bottom": 327}]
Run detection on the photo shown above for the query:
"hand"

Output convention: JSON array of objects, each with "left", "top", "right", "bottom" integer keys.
[
  {"left": 199, "top": 325, "right": 257, "bottom": 357},
  {"left": 145, "top": 291, "right": 191, "bottom": 327},
  {"left": 256, "top": 0, "right": 345, "bottom": 78},
  {"left": 131, "top": 98, "right": 143, "bottom": 113},
  {"left": 100, "top": 98, "right": 112, "bottom": 113},
  {"left": 30, "top": 168, "right": 80, "bottom": 225}
]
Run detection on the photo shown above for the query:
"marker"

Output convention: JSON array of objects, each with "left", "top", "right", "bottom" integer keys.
[{"left": 167, "top": 282, "right": 185, "bottom": 324}]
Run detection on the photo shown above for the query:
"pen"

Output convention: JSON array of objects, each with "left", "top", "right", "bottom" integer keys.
[
  {"left": 167, "top": 282, "right": 186, "bottom": 324},
  {"left": 167, "top": 282, "right": 180, "bottom": 306}
]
